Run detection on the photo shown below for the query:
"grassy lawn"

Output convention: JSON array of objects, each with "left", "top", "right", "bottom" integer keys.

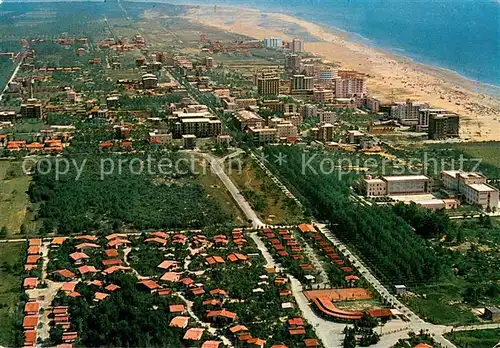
[
  {"left": 0, "top": 242, "right": 25, "bottom": 347},
  {"left": 0, "top": 160, "right": 36, "bottom": 238},
  {"left": 445, "top": 329, "right": 500, "bottom": 348},
  {"left": 455, "top": 142, "right": 500, "bottom": 169},
  {"left": 404, "top": 280, "right": 482, "bottom": 326},
  {"left": 228, "top": 154, "right": 305, "bottom": 225},
  {"left": 190, "top": 157, "right": 248, "bottom": 226}
]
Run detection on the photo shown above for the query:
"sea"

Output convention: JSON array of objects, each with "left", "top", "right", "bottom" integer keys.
[
  {"left": 3, "top": 0, "right": 499, "bottom": 88},
  {"left": 191, "top": 0, "right": 500, "bottom": 88}
]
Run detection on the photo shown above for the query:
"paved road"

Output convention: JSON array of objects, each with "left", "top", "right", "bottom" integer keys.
[
  {"left": 196, "top": 152, "right": 264, "bottom": 228},
  {"left": 0, "top": 52, "right": 25, "bottom": 102}
]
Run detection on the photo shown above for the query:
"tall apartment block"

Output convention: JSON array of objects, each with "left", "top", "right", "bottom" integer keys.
[
  {"left": 428, "top": 113, "right": 460, "bottom": 139},
  {"left": 257, "top": 71, "right": 280, "bottom": 96},
  {"left": 264, "top": 37, "right": 283, "bottom": 49},
  {"left": 291, "top": 38, "right": 304, "bottom": 53}
]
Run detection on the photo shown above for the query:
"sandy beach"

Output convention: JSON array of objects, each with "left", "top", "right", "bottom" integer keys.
[{"left": 184, "top": 6, "right": 500, "bottom": 141}]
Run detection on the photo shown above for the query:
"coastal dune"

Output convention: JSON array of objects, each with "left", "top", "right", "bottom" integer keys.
[{"left": 185, "top": 6, "right": 500, "bottom": 141}]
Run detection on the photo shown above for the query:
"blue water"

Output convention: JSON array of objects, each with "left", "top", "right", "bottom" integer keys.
[{"left": 194, "top": 0, "right": 500, "bottom": 87}]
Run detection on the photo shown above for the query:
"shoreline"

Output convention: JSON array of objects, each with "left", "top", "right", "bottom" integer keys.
[{"left": 181, "top": 4, "right": 500, "bottom": 141}]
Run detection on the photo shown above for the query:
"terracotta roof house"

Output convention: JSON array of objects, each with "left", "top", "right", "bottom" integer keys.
[
  {"left": 150, "top": 231, "right": 170, "bottom": 239},
  {"left": 138, "top": 279, "right": 161, "bottom": 292},
  {"left": 144, "top": 237, "right": 167, "bottom": 246},
  {"left": 209, "top": 288, "right": 228, "bottom": 297},
  {"left": 303, "top": 338, "right": 319, "bottom": 348},
  {"left": 102, "top": 266, "right": 131, "bottom": 275},
  {"left": 78, "top": 265, "right": 98, "bottom": 275},
  {"left": 94, "top": 292, "right": 109, "bottom": 301},
  {"left": 29, "top": 238, "right": 42, "bottom": 247},
  {"left": 105, "top": 284, "right": 121, "bottom": 292},
  {"left": 75, "top": 243, "right": 100, "bottom": 250},
  {"left": 247, "top": 338, "right": 266, "bottom": 347},
  {"left": 169, "top": 316, "right": 189, "bottom": 329},
  {"left": 87, "top": 280, "right": 103, "bottom": 287},
  {"left": 104, "top": 249, "right": 119, "bottom": 258},
  {"left": 161, "top": 272, "right": 182, "bottom": 282},
  {"left": 26, "top": 255, "right": 41, "bottom": 264},
  {"left": 102, "top": 259, "right": 122, "bottom": 266},
  {"left": 201, "top": 341, "right": 222, "bottom": 348},
  {"left": 23, "top": 277, "right": 38, "bottom": 289},
  {"left": 158, "top": 288, "right": 172, "bottom": 297},
  {"left": 207, "top": 309, "right": 237, "bottom": 321},
  {"left": 24, "top": 330, "right": 37, "bottom": 346},
  {"left": 107, "top": 238, "right": 131, "bottom": 249},
  {"left": 288, "top": 317, "right": 304, "bottom": 327},
  {"left": 60, "top": 282, "right": 78, "bottom": 293},
  {"left": 202, "top": 299, "right": 222, "bottom": 307},
  {"left": 27, "top": 246, "right": 41, "bottom": 255},
  {"left": 413, "top": 344, "right": 433, "bottom": 348},
  {"left": 55, "top": 269, "right": 75, "bottom": 280},
  {"left": 69, "top": 252, "right": 89, "bottom": 264},
  {"left": 158, "top": 260, "right": 177, "bottom": 270},
  {"left": 24, "top": 301, "right": 40, "bottom": 315},
  {"left": 51, "top": 237, "right": 66, "bottom": 247},
  {"left": 75, "top": 235, "right": 98, "bottom": 241},
  {"left": 23, "top": 315, "right": 39, "bottom": 330},
  {"left": 289, "top": 327, "right": 306, "bottom": 335},
  {"left": 298, "top": 224, "right": 316, "bottom": 233},
  {"left": 229, "top": 324, "right": 248, "bottom": 334},
  {"left": 183, "top": 328, "right": 204, "bottom": 341},
  {"left": 105, "top": 233, "right": 128, "bottom": 240},
  {"left": 206, "top": 256, "right": 225, "bottom": 265},
  {"left": 227, "top": 253, "right": 248, "bottom": 262},
  {"left": 62, "top": 332, "right": 78, "bottom": 343},
  {"left": 169, "top": 304, "right": 186, "bottom": 313},
  {"left": 270, "top": 345, "right": 288, "bottom": 348},
  {"left": 180, "top": 277, "right": 195, "bottom": 286}
]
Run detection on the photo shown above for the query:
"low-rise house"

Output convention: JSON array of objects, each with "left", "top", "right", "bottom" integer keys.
[
  {"left": 169, "top": 316, "right": 190, "bottom": 329},
  {"left": 183, "top": 328, "right": 204, "bottom": 341}
]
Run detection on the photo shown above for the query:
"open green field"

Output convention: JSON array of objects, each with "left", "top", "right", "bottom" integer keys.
[
  {"left": 445, "top": 329, "right": 500, "bottom": 348},
  {"left": 0, "top": 160, "right": 35, "bottom": 238},
  {"left": 190, "top": 156, "right": 248, "bottom": 226},
  {"left": 228, "top": 154, "right": 306, "bottom": 225},
  {"left": 454, "top": 141, "right": 500, "bottom": 170},
  {"left": 0, "top": 242, "right": 25, "bottom": 347}
]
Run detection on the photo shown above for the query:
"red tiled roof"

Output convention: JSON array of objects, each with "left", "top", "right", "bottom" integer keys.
[
  {"left": 102, "top": 259, "right": 122, "bottom": 266},
  {"left": 55, "top": 269, "right": 75, "bottom": 279},
  {"left": 158, "top": 260, "right": 177, "bottom": 270},
  {"left": 75, "top": 243, "right": 100, "bottom": 250},
  {"left": 29, "top": 239, "right": 42, "bottom": 246},
  {"left": 75, "top": 235, "right": 98, "bottom": 241},
  {"left": 23, "top": 315, "right": 39, "bottom": 329},
  {"left": 247, "top": 338, "right": 266, "bottom": 347},
  {"left": 105, "top": 284, "right": 120, "bottom": 292},
  {"left": 289, "top": 327, "right": 306, "bottom": 335},
  {"left": 287, "top": 317, "right": 304, "bottom": 327},
  {"left": 183, "top": 328, "right": 204, "bottom": 341},
  {"left": 87, "top": 280, "right": 103, "bottom": 287},
  {"left": 298, "top": 224, "right": 316, "bottom": 233},
  {"left": 207, "top": 308, "right": 237, "bottom": 320},
  {"left": 102, "top": 265, "right": 131, "bottom": 275},
  {"left": 138, "top": 279, "right": 161, "bottom": 290},
  {"left": 23, "top": 277, "right": 38, "bottom": 288},
  {"left": 303, "top": 338, "right": 319, "bottom": 347},
  {"left": 144, "top": 237, "right": 167, "bottom": 245},
  {"left": 94, "top": 292, "right": 109, "bottom": 301},
  {"left": 229, "top": 324, "right": 248, "bottom": 333},
  {"left": 24, "top": 302, "right": 40, "bottom": 314},
  {"left": 104, "top": 249, "right": 119, "bottom": 258},
  {"left": 79, "top": 265, "right": 98, "bottom": 274},
  {"left": 26, "top": 255, "right": 41, "bottom": 264},
  {"left": 27, "top": 246, "right": 40, "bottom": 255},
  {"left": 69, "top": 252, "right": 89, "bottom": 261},
  {"left": 209, "top": 288, "right": 227, "bottom": 296},
  {"left": 161, "top": 272, "right": 181, "bottom": 282},
  {"left": 60, "top": 282, "right": 77, "bottom": 292},
  {"left": 169, "top": 316, "right": 189, "bottom": 328},
  {"left": 202, "top": 341, "right": 222, "bottom": 348},
  {"left": 169, "top": 304, "right": 186, "bottom": 313},
  {"left": 24, "top": 329, "right": 37, "bottom": 344}
]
